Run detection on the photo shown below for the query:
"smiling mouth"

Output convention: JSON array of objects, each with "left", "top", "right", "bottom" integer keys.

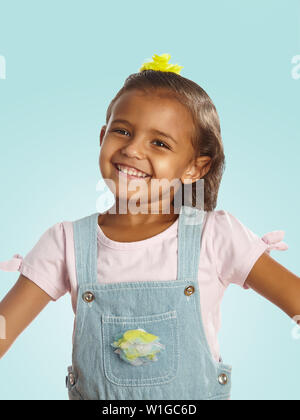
[{"left": 113, "top": 163, "right": 152, "bottom": 179}]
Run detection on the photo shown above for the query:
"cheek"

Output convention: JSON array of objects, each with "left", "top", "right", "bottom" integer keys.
[
  {"left": 100, "top": 139, "right": 112, "bottom": 160},
  {"left": 99, "top": 144, "right": 111, "bottom": 176},
  {"left": 154, "top": 159, "right": 174, "bottom": 174},
  {"left": 154, "top": 158, "right": 184, "bottom": 180}
]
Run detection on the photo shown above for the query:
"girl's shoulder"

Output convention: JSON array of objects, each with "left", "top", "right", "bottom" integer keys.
[
  {"left": 203, "top": 209, "right": 271, "bottom": 289},
  {"left": 0, "top": 220, "right": 71, "bottom": 301},
  {"left": 204, "top": 208, "right": 267, "bottom": 252},
  {"left": 204, "top": 209, "right": 243, "bottom": 234}
]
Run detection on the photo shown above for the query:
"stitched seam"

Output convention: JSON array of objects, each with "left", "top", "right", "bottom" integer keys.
[
  {"left": 210, "top": 212, "right": 227, "bottom": 288},
  {"left": 103, "top": 311, "right": 177, "bottom": 324},
  {"left": 206, "top": 393, "right": 231, "bottom": 400},
  {"left": 103, "top": 317, "right": 177, "bottom": 324},
  {"left": 69, "top": 383, "right": 85, "bottom": 400},
  {"left": 79, "top": 284, "right": 187, "bottom": 291}
]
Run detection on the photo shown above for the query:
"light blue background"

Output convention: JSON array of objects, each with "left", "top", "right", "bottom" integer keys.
[{"left": 0, "top": 0, "right": 299, "bottom": 400}]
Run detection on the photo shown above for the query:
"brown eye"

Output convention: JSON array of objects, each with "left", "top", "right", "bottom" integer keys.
[
  {"left": 114, "top": 129, "right": 130, "bottom": 136},
  {"left": 113, "top": 130, "right": 170, "bottom": 150},
  {"left": 153, "top": 140, "right": 170, "bottom": 149}
]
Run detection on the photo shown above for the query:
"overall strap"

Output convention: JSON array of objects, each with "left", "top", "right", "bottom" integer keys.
[
  {"left": 73, "top": 212, "right": 99, "bottom": 287},
  {"left": 177, "top": 205, "right": 205, "bottom": 283}
]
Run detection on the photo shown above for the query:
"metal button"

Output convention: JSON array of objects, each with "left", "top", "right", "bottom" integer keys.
[
  {"left": 69, "top": 372, "right": 75, "bottom": 386},
  {"left": 184, "top": 285, "right": 195, "bottom": 296},
  {"left": 218, "top": 373, "right": 228, "bottom": 385},
  {"left": 82, "top": 291, "right": 94, "bottom": 303}
]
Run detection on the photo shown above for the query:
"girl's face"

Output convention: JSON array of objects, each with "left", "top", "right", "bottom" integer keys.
[{"left": 99, "top": 89, "right": 210, "bottom": 212}]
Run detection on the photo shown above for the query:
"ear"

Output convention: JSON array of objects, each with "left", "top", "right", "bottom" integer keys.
[
  {"left": 100, "top": 125, "right": 107, "bottom": 147},
  {"left": 181, "top": 156, "right": 212, "bottom": 184}
]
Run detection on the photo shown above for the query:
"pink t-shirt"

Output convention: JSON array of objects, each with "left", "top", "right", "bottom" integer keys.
[{"left": 0, "top": 210, "right": 288, "bottom": 362}]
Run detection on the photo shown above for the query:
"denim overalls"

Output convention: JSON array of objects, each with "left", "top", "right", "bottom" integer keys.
[{"left": 66, "top": 205, "right": 232, "bottom": 400}]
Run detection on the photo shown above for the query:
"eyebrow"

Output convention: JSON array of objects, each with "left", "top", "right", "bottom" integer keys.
[{"left": 111, "top": 119, "right": 178, "bottom": 145}]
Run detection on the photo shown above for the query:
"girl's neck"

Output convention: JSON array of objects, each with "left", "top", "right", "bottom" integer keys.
[
  {"left": 98, "top": 201, "right": 179, "bottom": 229},
  {"left": 98, "top": 211, "right": 179, "bottom": 243}
]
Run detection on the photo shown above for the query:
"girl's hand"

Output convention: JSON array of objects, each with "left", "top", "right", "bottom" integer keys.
[
  {"left": 0, "top": 274, "right": 52, "bottom": 358},
  {"left": 246, "top": 252, "right": 300, "bottom": 321}
]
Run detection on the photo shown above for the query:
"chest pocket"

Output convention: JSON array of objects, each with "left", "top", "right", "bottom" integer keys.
[{"left": 101, "top": 310, "right": 179, "bottom": 386}]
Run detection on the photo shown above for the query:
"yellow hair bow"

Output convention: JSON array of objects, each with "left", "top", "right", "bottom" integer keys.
[{"left": 139, "top": 53, "right": 183, "bottom": 75}]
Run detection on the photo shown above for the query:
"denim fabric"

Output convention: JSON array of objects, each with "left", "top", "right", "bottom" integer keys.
[{"left": 66, "top": 205, "right": 232, "bottom": 400}]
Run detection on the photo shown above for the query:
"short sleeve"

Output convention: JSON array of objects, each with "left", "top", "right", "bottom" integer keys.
[
  {"left": 0, "top": 222, "right": 70, "bottom": 301},
  {"left": 212, "top": 210, "right": 271, "bottom": 289}
]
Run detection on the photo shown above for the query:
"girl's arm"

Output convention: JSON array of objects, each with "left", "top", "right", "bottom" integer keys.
[
  {"left": 0, "top": 274, "right": 52, "bottom": 358},
  {"left": 246, "top": 252, "right": 300, "bottom": 320}
]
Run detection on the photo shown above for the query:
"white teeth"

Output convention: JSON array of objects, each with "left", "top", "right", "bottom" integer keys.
[{"left": 116, "top": 164, "right": 149, "bottom": 178}]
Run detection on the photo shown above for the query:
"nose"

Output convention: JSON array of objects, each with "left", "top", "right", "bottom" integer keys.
[{"left": 120, "top": 136, "right": 147, "bottom": 160}]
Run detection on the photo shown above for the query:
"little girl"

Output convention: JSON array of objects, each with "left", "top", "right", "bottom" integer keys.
[{"left": 0, "top": 53, "right": 298, "bottom": 401}]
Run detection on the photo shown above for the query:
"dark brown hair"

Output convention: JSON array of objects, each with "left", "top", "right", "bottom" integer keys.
[{"left": 105, "top": 70, "right": 226, "bottom": 211}]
